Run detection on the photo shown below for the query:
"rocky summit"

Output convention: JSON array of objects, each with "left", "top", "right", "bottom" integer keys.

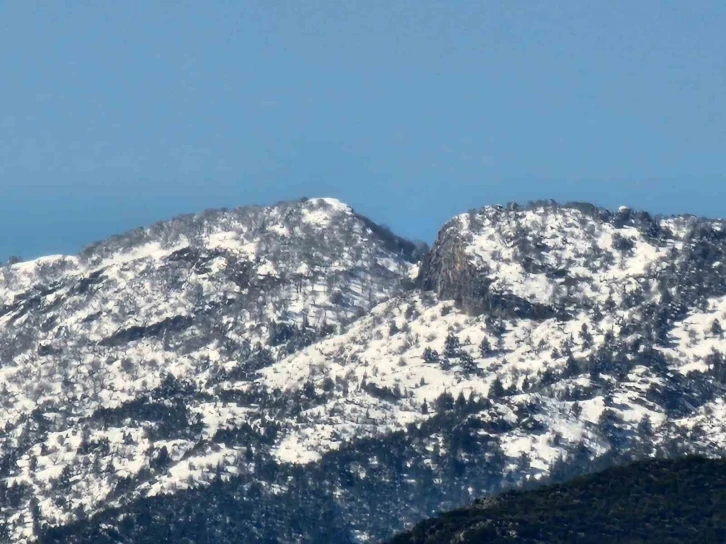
[{"left": 2, "top": 198, "right": 726, "bottom": 542}]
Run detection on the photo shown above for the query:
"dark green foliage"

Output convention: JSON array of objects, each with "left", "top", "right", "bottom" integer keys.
[
  {"left": 706, "top": 349, "right": 726, "bottom": 384},
  {"left": 267, "top": 320, "right": 335, "bottom": 356},
  {"left": 712, "top": 319, "right": 723, "bottom": 337},
  {"left": 579, "top": 322, "right": 593, "bottom": 347},
  {"left": 478, "top": 337, "right": 491, "bottom": 357},
  {"left": 444, "top": 333, "right": 461, "bottom": 358},
  {"left": 389, "top": 456, "right": 726, "bottom": 544},
  {"left": 489, "top": 378, "right": 505, "bottom": 399},
  {"left": 99, "top": 316, "right": 193, "bottom": 347},
  {"left": 435, "top": 392, "right": 455, "bottom": 413},
  {"left": 459, "top": 352, "right": 478, "bottom": 375},
  {"left": 423, "top": 347, "right": 439, "bottom": 363},
  {"left": 150, "top": 446, "right": 171, "bottom": 471},
  {"left": 364, "top": 382, "right": 403, "bottom": 402},
  {"left": 612, "top": 232, "right": 635, "bottom": 252},
  {"left": 353, "top": 213, "right": 425, "bottom": 262},
  {"left": 89, "top": 382, "right": 207, "bottom": 443}
]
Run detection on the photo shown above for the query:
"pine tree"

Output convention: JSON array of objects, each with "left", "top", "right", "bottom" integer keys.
[
  {"left": 422, "top": 347, "right": 439, "bottom": 363},
  {"left": 521, "top": 376, "right": 530, "bottom": 392},
  {"left": 579, "top": 323, "right": 593, "bottom": 347},
  {"left": 435, "top": 392, "right": 455, "bottom": 412},
  {"left": 489, "top": 377, "right": 505, "bottom": 399},
  {"left": 152, "top": 446, "right": 171, "bottom": 470},
  {"left": 711, "top": 318, "right": 723, "bottom": 338},
  {"left": 479, "top": 337, "right": 492, "bottom": 357},
  {"left": 637, "top": 414, "right": 653, "bottom": 437},
  {"left": 455, "top": 391, "right": 467, "bottom": 411},
  {"left": 460, "top": 352, "right": 478, "bottom": 374},
  {"left": 565, "top": 355, "right": 579, "bottom": 377},
  {"left": 445, "top": 332, "right": 461, "bottom": 358},
  {"left": 598, "top": 408, "right": 624, "bottom": 450}
]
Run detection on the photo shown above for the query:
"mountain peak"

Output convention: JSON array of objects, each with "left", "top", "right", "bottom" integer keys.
[
  {"left": 419, "top": 199, "right": 705, "bottom": 318},
  {"left": 303, "top": 196, "right": 351, "bottom": 211}
]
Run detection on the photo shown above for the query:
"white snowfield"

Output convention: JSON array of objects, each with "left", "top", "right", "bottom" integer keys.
[{"left": 1, "top": 199, "right": 726, "bottom": 542}]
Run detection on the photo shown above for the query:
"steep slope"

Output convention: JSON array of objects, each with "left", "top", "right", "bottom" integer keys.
[
  {"left": 4, "top": 199, "right": 726, "bottom": 543},
  {"left": 388, "top": 456, "right": 726, "bottom": 544},
  {"left": 0, "top": 197, "right": 421, "bottom": 541}
]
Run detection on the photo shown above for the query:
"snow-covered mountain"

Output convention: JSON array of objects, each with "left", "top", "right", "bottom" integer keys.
[{"left": 3, "top": 198, "right": 726, "bottom": 542}]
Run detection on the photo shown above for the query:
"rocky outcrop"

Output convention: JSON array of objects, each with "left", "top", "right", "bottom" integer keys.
[{"left": 418, "top": 212, "right": 562, "bottom": 320}]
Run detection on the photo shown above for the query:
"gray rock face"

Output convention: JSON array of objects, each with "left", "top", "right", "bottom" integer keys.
[
  {"left": 417, "top": 201, "right": 723, "bottom": 324},
  {"left": 418, "top": 219, "right": 477, "bottom": 310},
  {"left": 418, "top": 217, "right": 561, "bottom": 319}
]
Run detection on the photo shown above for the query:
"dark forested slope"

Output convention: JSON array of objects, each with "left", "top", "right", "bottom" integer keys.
[{"left": 389, "top": 456, "right": 726, "bottom": 544}]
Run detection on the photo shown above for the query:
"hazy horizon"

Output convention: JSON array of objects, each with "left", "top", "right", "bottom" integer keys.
[
  {"left": 3, "top": 192, "right": 724, "bottom": 263},
  {"left": 2, "top": 1, "right": 725, "bottom": 261}
]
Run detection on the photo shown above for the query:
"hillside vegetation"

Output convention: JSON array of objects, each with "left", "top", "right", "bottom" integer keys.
[{"left": 390, "top": 456, "right": 726, "bottom": 544}]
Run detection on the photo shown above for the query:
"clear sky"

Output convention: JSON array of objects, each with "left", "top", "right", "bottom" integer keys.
[{"left": 1, "top": 1, "right": 725, "bottom": 261}]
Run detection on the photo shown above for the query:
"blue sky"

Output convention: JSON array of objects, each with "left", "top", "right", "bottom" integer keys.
[{"left": 1, "top": 1, "right": 725, "bottom": 261}]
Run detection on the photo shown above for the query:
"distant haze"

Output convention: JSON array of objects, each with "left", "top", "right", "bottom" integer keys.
[{"left": 1, "top": 1, "right": 725, "bottom": 261}]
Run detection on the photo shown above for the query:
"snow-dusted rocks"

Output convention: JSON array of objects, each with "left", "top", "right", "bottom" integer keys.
[{"left": 419, "top": 202, "right": 680, "bottom": 317}]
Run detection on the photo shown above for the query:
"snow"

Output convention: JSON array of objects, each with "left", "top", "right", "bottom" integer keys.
[
  {"left": 206, "top": 232, "right": 258, "bottom": 255},
  {"left": 377, "top": 256, "right": 406, "bottom": 274},
  {"left": 662, "top": 295, "right": 726, "bottom": 374},
  {"left": 301, "top": 208, "right": 336, "bottom": 228},
  {"left": 268, "top": 224, "right": 290, "bottom": 237},
  {"left": 311, "top": 197, "right": 351, "bottom": 212},
  {"left": 193, "top": 402, "right": 250, "bottom": 439},
  {"left": 259, "top": 288, "right": 659, "bottom": 466},
  {"left": 580, "top": 397, "right": 605, "bottom": 424},
  {"left": 256, "top": 260, "right": 278, "bottom": 277},
  {"left": 146, "top": 446, "right": 243, "bottom": 497},
  {"left": 10, "top": 254, "right": 77, "bottom": 272},
  {"left": 300, "top": 198, "right": 352, "bottom": 228},
  {"left": 274, "top": 433, "right": 324, "bottom": 464},
  {"left": 102, "top": 242, "right": 187, "bottom": 267},
  {"left": 499, "top": 431, "right": 565, "bottom": 471}
]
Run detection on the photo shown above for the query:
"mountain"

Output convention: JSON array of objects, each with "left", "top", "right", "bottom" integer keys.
[
  {"left": 388, "top": 455, "right": 726, "bottom": 544},
  {"left": 3, "top": 198, "right": 726, "bottom": 542}
]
